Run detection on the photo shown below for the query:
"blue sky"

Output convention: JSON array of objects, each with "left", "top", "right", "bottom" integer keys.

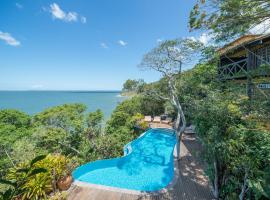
[{"left": 0, "top": 0, "right": 204, "bottom": 90}]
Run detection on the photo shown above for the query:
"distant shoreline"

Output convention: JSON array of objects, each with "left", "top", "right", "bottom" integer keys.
[
  {"left": 120, "top": 91, "right": 137, "bottom": 97},
  {"left": 0, "top": 91, "right": 124, "bottom": 117},
  {"left": 0, "top": 90, "right": 121, "bottom": 93}
]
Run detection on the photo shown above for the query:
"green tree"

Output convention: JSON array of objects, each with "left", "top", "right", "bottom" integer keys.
[
  {"left": 189, "top": 0, "right": 270, "bottom": 41},
  {"left": 33, "top": 104, "right": 87, "bottom": 156},
  {"left": 122, "top": 79, "right": 145, "bottom": 92},
  {"left": 0, "top": 110, "right": 32, "bottom": 175},
  {"left": 194, "top": 92, "right": 270, "bottom": 199},
  {"left": 0, "top": 109, "right": 31, "bottom": 128},
  {"left": 122, "top": 79, "right": 139, "bottom": 91},
  {"left": 139, "top": 38, "right": 203, "bottom": 159},
  {"left": 86, "top": 109, "right": 104, "bottom": 135},
  {"left": 33, "top": 103, "right": 86, "bottom": 134}
]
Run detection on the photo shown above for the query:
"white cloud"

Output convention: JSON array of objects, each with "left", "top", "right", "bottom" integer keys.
[
  {"left": 157, "top": 38, "right": 163, "bottom": 43},
  {"left": 66, "top": 12, "right": 78, "bottom": 22},
  {"left": 48, "top": 3, "right": 86, "bottom": 23},
  {"left": 81, "top": 16, "right": 87, "bottom": 24},
  {"left": 15, "top": 3, "right": 23, "bottom": 9},
  {"left": 118, "top": 40, "right": 127, "bottom": 46},
  {"left": 50, "top": 3, "right": 66, "bottom": 20},
  {"left": 100, "top": 43, "right": 109, "bottom": 49},
  {"left": 187, "top": 33, "right": 212, "bottom": 46},
  {"left": 0, "top": 31, "right": 21, "bottom": 47},
  {"left": 198, "top": 33, "right": 212, "bottom": 45}
]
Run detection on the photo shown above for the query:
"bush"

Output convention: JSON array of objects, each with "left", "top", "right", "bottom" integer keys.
[
  {"left": 0, "top": 109, "right": 31, "bottom": 128},
  {"left": 194, "top": 93, "right": 270, "bottom": 199},
  {"left": 2, "top": 154, "right": 76, "bottom": 200}
]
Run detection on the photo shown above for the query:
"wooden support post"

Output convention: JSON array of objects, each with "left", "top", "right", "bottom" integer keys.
[{"left": 247, "top": 51, "right": 254, "bottom": 112}]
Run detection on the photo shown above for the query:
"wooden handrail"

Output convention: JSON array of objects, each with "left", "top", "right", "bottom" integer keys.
[{"left": 219, "top": 58, "right": 248, "bottom": 69}]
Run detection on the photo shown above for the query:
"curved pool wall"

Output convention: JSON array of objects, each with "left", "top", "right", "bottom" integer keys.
[{"left": 72, "top": 128, "right": 177, "bottom": 192}]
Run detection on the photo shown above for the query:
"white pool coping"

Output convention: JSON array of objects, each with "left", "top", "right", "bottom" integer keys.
[{"left": 72, "top": 128, "right": 180, "bottom": 196}]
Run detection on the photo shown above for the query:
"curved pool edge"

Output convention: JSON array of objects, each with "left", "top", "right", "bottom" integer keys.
[
  {"left": 72, "top": 128, "right": 179, "bottom": 195},
  {"left": 72, "top": 157, "right": 179, "bottom": 196}
]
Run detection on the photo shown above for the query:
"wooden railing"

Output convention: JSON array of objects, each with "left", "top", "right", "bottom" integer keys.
[{"left": 218, "top": 59, "right": 248, "bottom": 80}]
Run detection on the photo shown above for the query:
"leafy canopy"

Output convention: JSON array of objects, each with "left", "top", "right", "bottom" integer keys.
[{"left": 189, "top": 0, "right": 270, "bottom": 41}]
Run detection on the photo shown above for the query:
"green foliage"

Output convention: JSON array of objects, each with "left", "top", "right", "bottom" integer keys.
[
  {"left": 130, "top": 113, "right": 148, "bottom": 130},
  {"left": 90, "top": 127, "right": 132, "bottom": 159},
  {"left": 194, "top": 92, "right": 270, "bottom": 199},
  {"left": 189, "top": 0, "right": 270, "bottom": 41},
  {"left": 0, "top": 155, "right": 47, "bottom": 200},
  {"left": 33, "top": 103, "right": 86, "bottom": 133},
  {"left": 0, "top": 98, "right": 158, "bottom": 198},
  {"left": 87, "top": 96, "right": 162, "bottom": 160},
  {"left": 106, "top": 95, "right": 163, "bottom": 133},
  {"left": 1, "top": 154, "right": 76, "bottom": 200},
  {"left": 12, "top": 138, "right": 36, "bottom": 163},
  {"left": 33, "top": 104, "right": 87, "bottom": 157},
  {"left": 139, "top": 38, "right": 203, "bottom": 74},
  {"left": 0, "top": 61, "right": 268, "bottom": 200},
  {"left": 0, "top": 109, "right": 31, "bottom": 128},
  {"left": 86, "top": 109, "right": 104, "bottom": 135},
  {"left": 0, "top": 110, "right": 33, "bottom": 176},
  {"left": 32, "top": 126, "right": 73, "bottom": 156},
  {"left": 137, "top": 49, "right": 269, "bottom": 199},
  {"left": 122, "top": 79, "right": 145, "bottom": 92},
  {"left": 0, "top": 109, "right": 32, "bottom": 149}
]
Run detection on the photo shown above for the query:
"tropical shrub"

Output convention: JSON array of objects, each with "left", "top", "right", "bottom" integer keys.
[
  {"left": 0, "top": 155, "right": 48, "bottom": 200},
  {"left": 1, "top": 154, "right": 76, "bottom": 200},
  {"left": 130, "top": 113, "right": 148, "bottom": 130}
]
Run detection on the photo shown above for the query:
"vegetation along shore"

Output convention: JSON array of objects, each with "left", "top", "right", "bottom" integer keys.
[{"left": 1, "top": 0, "right": 270, "bottom": 199}]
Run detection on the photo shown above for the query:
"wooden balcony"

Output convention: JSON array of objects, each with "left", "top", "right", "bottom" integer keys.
[{"left": 218, "top": 58, "right": 248, "bottom": 80}]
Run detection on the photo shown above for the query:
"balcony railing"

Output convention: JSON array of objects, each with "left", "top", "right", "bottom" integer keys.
[{"left": 218, "top": 59, "right": 248, "bottom": 80}]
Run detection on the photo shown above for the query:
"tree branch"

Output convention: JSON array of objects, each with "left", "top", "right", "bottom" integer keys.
[
  {"left": 144, "top": 90, "right": 170, "bottom": 101},
  {"left": 58, "top": 141, "right": 81, "bottom": 155}
]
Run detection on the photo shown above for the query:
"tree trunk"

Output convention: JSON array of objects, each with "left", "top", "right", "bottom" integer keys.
[
  {"left": 174, "top": 98, "right": 186, "bottom": 159},
  {"left": 168, "top": 77, "right": 186, "bottom": 160},
  {"left": 213, "top": 160, "right": 219, "bottom": 199},
  {"left": 239, "top": 169, "right": 249, "bottom": 200}
]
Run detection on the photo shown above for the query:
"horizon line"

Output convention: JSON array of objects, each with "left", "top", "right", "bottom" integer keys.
[{"left": 0, "top": 89, "right": 122, "bottom": 92}]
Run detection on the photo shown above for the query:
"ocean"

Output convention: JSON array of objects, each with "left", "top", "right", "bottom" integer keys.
[{"left": 0, "top": 91, "right": 125, "bottom": 119}]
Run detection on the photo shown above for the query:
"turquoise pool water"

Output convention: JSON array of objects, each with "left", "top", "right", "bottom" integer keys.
[{"left": 72, "top": 128, "right": 177, "bottom": 192}]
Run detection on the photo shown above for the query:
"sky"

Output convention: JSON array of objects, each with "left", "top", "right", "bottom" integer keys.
[{"left": 0, "top": 0, "right": 206, "bottom": 90}]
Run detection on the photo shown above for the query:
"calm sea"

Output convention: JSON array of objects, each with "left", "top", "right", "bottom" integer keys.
[{"left": 0, "top": 91, "right": 125, "bottom": 119}]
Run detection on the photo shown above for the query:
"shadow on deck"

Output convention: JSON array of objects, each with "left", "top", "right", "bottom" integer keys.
[{"left": 67, "top": 132, "right": 215, "bottom": 200}]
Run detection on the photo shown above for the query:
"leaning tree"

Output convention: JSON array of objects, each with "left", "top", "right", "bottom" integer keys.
[{"left": 139, "top": 39, "right": 202, "bottom": 159}]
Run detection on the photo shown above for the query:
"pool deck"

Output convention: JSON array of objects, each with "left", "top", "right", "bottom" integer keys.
[{"left": 68, "top": 130, "right": 214, "bottom": 200}]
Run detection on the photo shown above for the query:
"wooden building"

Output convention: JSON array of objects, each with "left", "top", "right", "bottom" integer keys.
[{"left": 218, "top": 34, "right": 270, "bottom": 80}]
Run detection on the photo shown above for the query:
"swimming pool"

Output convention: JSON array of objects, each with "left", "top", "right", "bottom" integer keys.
[{"left": 72, "top": 128, "right": 177, "bottom": 192}]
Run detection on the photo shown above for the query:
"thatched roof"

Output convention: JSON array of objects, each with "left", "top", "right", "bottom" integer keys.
[{"left": 218, "top": 34, "right": 270, "bottom": 56}]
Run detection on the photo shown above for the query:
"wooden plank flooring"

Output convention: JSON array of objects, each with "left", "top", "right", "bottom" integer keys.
[{"left": 68, "top": 132, "right": 215, "bottom": 200}]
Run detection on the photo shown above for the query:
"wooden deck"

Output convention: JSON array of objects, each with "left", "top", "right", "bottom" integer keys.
[
  {"left": 68, "top": 132, "right": 214, "bottom": 200},
  {"left": 149, "top": 122, "right": 172, "bottom": 129}
]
